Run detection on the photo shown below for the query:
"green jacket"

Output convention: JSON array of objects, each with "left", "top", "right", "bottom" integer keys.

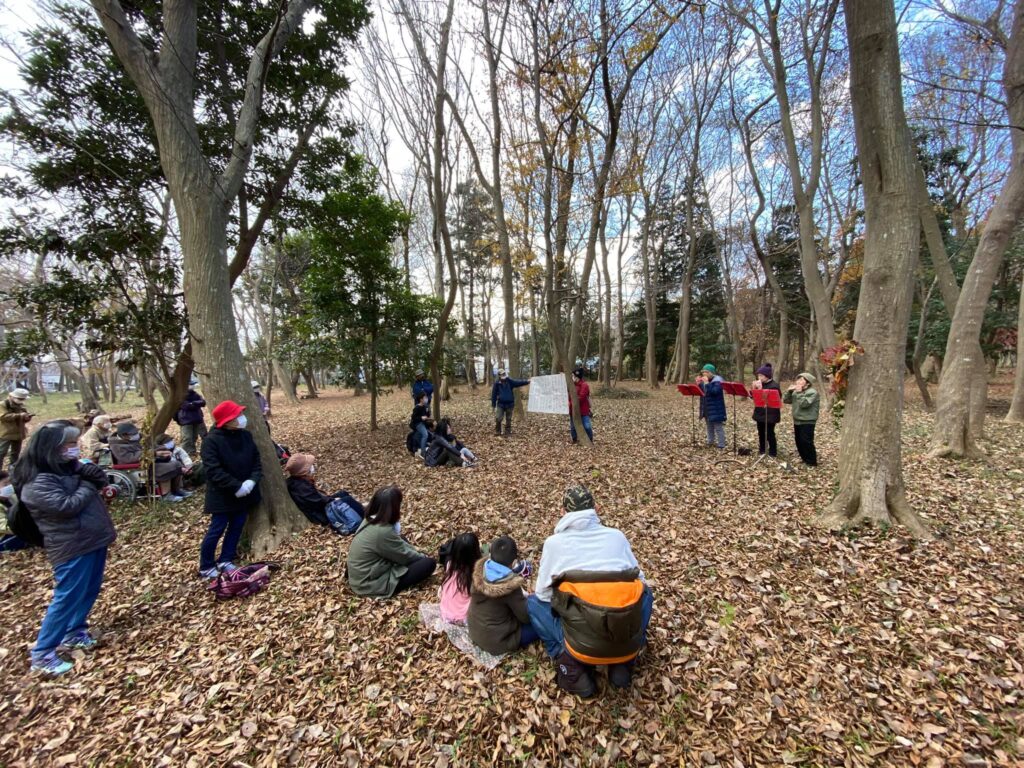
[
  {"left": 783, "top": 373, "right": 820, "bottom": 425},
  {"left": 468, "top": 558, "right": 530, "bottom": 654},
  {"left": 551, "top": 568, "right": 646, "bottom": 664},
  {"left": 346, "top": 521, "right": 424, "bottom": 598},
  {"left": 0, "top": 398, "right": 29, "bottom": 441}
]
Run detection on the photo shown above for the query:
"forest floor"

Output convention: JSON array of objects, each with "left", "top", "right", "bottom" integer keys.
[{"left": 1, "top": 376, "right": 1023, "bottom": 767}]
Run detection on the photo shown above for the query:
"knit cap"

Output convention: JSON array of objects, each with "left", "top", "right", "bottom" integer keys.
[
  {"left": 701, "top": 364, "right": 716, "bottom": 374},
  {"left": 563, "top": 484, "right": 595, "bottom": 512},
  {"left": 756, "top": 364, "right": 774, "bottom": 379}
]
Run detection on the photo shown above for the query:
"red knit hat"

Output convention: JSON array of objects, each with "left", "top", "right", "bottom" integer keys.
[{"left": 211, "top": 400, "right": 246, "bottom": 428}]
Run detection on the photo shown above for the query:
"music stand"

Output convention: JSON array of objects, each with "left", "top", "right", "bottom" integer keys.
[
  {"left": 721, "top": 381, "right": 750, "bottom": 454},
  {"left": 676, "top": 384, "right": 704, "bottom": 447},
  {"left": 750, "top": 388, "right": 782, "bottom": 467}
]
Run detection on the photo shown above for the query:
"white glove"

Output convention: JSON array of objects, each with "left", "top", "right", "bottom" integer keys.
[{"left": 235, "top": 479, "right": 256, "bottom": 498}]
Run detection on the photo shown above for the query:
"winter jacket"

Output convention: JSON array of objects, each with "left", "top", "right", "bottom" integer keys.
[
  {"left": 752, "top": 379, "right": 782, "bottom": 425},
  {"left": 254, "top": 391, "right": 270, "bottom": 416},
  {"left": 424, "top": 432, "right": 464, "bottom": 467},
  {"left": 175, "top": 390, "right": 207, "bottom": 426},
  {"left": 0, "top": 398, "right": 30, "bottom": 441},
  {"left": 79, "top": 425, "right": 111, "bottom": 462},
  {"left": 412, "top": 379, "right": 434, "bottom": 404},
  {"left": 410, "top": 404, "right": 430, "bottom": 430},
  {"left": 19, "top": 463, "right": 116, "bottom": 566},
  {"left": 551, "top": 568, "right": 647, "bottom": 665},
  {"left": 698, "top": 375, "right": 727, "bottom": 423},
  {"left": 491, "top": 377, "right": 528, "bottom": 408},
  {"left": 534, "top": 509, "right": 644, "bottom": 602},
  {"left": 568, "top": 380, "right": 592, "bottom": 417},
  {"left": 346, "top": 521, "right": 424, "bottom": 598},
  {"left": 170, "top": 445, "right": 194, "bottom": 470},
  {"left": 200, "top": 427, "right": 263, "bottom": 515},
  {"left": 108, "top": 435, "right": 143, "bottom": 466},
  {"left": 286, "top": 475, "right": 331, "bottom": 527},
  {"left": 468, "top": 558, "right": 530, "bottom": 654},
  {"left": 783, "top": 373, "right": 821, "bottom": 425}
]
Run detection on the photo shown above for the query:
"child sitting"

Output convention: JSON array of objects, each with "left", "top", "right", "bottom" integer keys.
[
  {"left": 424, "top": 418, "right": 477, "bottom": 468},
  {"left": 438, "top": 532, "right": 481, "bottom": 624},
  {"left": 468, "top": 535, "right": 538, "bottom": 655}
]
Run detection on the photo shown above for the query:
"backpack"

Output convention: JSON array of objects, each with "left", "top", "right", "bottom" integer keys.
[
  {"left": 405, "top": 430, "right": 416, "bottom": 455},
  {"left": 325, "top": 496, "right": 363, "bottom": 535},
  {"left": 6, "top": 494, "right": 43, "bottom": 548},
  {"left": 206, "top": 561, "right": 280, "bottom": 600}
]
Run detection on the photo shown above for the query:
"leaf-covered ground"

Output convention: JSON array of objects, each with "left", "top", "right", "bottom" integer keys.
[{"left": 2, "top": 378, "right": 1023, "bottom": 767}]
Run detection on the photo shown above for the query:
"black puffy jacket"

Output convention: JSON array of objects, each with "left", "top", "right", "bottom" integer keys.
[
  {"left": 200, "top": 427, "right": 262, "bottom": 515},
  {"left": 20, "top": 464, "right": 116, "bottom": 566}
]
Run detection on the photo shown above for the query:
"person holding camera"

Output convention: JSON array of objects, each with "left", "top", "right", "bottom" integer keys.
[{"left": 0, "top": 388, "right": 33, "bottom": 470}]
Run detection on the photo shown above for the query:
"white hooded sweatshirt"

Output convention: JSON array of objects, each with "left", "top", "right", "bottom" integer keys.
[{"left": 534, "top": 509, "right": 644, "bottom": 602}]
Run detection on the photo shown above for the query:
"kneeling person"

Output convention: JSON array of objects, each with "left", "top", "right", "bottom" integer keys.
[{"left": 528, "top": 485, "right": 653, "bottom": 698}]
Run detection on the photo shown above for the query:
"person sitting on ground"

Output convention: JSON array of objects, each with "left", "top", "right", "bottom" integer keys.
[
  {"left": 0, "top": 470, "right": 31, "bottom": 553},
  {"left": 108, "top": 422, "right": 143, "bottom": 466},
  {"left": 15, "top": 420, "right": 115, "bottom": 676},
  {"left": 251, "top": 382, "right": 271, "bottom": 420},
  {"left": 153, "top": 433, "right": 192, "bottom": 502},
  {"left": 696, "top": 364, "right": 727, "bottom": 450},
  {"left": 158, "top": 433, "right": 203, "bottom": 488},
  {"left": 439, "top": 532, "right": 481, "bottom": 625},
  {"left": 412, "top": 368, "right": 434, "bottom": 405},
  {"left": 491, "top": 368, "right": 529, "bottom": 436},
  {"left": 175, "top": 379, "right": 208, "bottom": 456},
  {"left": 410, "top": 392, "right": 432, "bottom": 457},
  {"left": 469, "top": 535, "right": 539, "bottom": 655},
  {"left": 283, "top": 453, "right": 364, "bottom": 534},
  {"left": 0, "top": 388, "right": 33, "bottom": 471},
  {"left": 783, "top": 372, "right": 820, "bottom": 467},
  {"left": 527, "top": 485, "right": 653, "bottom": 698},
  {"left": 80, "top": 415, "right": 114, "bottom": 465},
  {"left": 424, "top": 417, "right": 477, "bottom": 468},
  {"left": 346, "top": 484, "right": 436, "bottom": 598},
  {"left": 751, "top": 363, "right": 782, "bottom": 458}
]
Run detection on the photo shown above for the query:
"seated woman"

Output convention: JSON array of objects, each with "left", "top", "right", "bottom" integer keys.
[
  {"left": 153, "top": 433, "right": 190, "bottom": 503},
  {"left": 346, "top": 485, "right": 436, "bottom": 598},
  {"left": 424, "top": 418, "right": 477, "bottom": 468},
  {"left": 108, "top": 422, "right": 143, "bottom": 466},
  {"left": 283, "top": 453, "right": 364, "bottom": 534},
  {"left": 79, "top": 415, "right": 113, "bottom": 465},
  {"left": 162, "top": 434, "right": 204, "bottom": 489}
]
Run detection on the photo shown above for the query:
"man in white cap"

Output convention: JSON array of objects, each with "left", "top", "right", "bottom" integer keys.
[{"left": 0, "top": 388, "right": 32, "bottom": 470}]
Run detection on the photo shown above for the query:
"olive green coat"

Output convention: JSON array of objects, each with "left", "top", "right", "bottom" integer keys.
[
  {"left": 346, "top": 521, "right": 423, "bottom": 598},
  {"left": 783, "top": 373, "right": 820, "bottom": 425}
]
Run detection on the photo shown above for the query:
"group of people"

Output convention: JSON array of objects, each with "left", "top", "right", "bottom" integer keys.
[
  {"left": 344, "top": 482, "right": 652, "bottom": 697},
  {"left": 696, "top": 363, "right": 820, "bottom": 466}
]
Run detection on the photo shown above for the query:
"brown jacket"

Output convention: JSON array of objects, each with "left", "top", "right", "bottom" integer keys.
[
  {"left": 0, "top": 398, "right": 29, "bottom": 441},
  {"left": 468, "top": 559, "right": 530, "bottom": 655}
]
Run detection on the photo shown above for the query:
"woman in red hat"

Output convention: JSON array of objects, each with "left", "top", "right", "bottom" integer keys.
[{"left": 198, "top": 401, "right": 262, "bottom": 579}]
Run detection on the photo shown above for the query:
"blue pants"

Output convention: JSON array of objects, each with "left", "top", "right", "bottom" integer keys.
[
  {"left": 705, "top": 419, "right": 726, "bottom": 449},
  {"left": 199, "top": 511, "right": 248, "bottom": 571},
  {"left": 414, "top": 423, "right": 430, "bottom": 451},
  {"left": 527, "top": 587, "right": 654, "bottom": 659},
  {"left": 519, "top": 622, "right": 540, "bottom": 648},
  {"left": 569, "top": 415, "right": 594, "bottom": 443},
  {"left": 33, "top": 548, "right": 107, "bottom": 659}
]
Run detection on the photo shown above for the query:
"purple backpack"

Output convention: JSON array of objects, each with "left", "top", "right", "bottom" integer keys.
[{"left": 206, "top": 562, "right": 280, "bottom": 600}]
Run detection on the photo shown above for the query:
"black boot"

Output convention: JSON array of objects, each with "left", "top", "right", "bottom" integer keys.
[
  {"left": 607, "top": 661, "right": 634, "bottom": 689},
  {"left": 555, "top": 652, "right": 596, "bottom": 698},
  {"left": 494, "top": 422, "right": 502, "bottom": 435},
  {"left": 503, "top": 424, "right": 512, "bottom": 436}
]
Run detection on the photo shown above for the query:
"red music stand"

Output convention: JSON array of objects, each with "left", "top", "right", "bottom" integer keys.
[
  {"left": 750, "top": 388, "right": 783, "bottom": 467},
  {"left": 676, "top": 384, "right": 704, "bottom": 446},
  {"left": 721, "top": 381, "right": 750, "bottom": 454}
]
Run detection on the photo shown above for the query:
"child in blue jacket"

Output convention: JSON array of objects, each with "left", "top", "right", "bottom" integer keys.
[{"left": 697, "top": 364, "right": 726, "bottom": 449}]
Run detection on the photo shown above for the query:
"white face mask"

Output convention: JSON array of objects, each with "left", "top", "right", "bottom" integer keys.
[
  {"left": 0, "top": 485, "right": 14, "bottom": 499},
  {"left": 236, "top": 414, "right": 248, "bottom": 429},
  {"left": 164, "top": 442, "right": 175, "bottom": 450},
  {"left": 309, "top": 465, "right": 316, "bottom": 475},
  {"left": 63, "top": 446, "right": 81, "bottom": 460},
  {"left": 393, "top": 521, "right": 402, "bottom": 534}
]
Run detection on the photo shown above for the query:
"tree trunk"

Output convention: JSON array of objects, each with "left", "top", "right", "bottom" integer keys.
[
  {"left": 273, "top": 359, "right": 300, "bottom": 405},
  {"left": 600, "top": 211, "right": 613, "bottom": 388},
  {"left": 640, "top": 197, "right": 658, "bottom": 389},
  {"left": 821, "top": 0, "right": 929, "bottom": 538},
  {"left": 930, "top": 2, "right": 1024, "bottom": 457},
  {"left": 137, "top": 364, "right": 159, "bottom": 415},
  {"left": 1006, "top": 270, "right": 1024, "bottom": 422}
]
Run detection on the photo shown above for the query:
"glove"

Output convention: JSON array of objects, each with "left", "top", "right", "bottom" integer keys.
[
  {"left": 235, "top": 479, "right": 256, "bottom": 498},
  {"left": 78, "top": 462, "right": 108, "bottom": 488}
]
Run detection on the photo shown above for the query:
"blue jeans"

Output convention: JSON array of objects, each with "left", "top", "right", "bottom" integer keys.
[
  {"left": 33, "top": 548, "right": 107, "bottom": 659},
  {"left": 519, "top": 622, "right": 540, "bottom": 648},
  {"left": 705, "top": 419, "right": 726, "bottom": 449},
  {"left": 569, "top": 415, "right": 594, "bottom": 443},
  {"left": 199, "top": 511, "right": 248, "bottom": 570},
  {"left": 527, "top": 587, "right": 654, "bottom": 659},
  {"left": 414, "top": 423, "right": 430, "bottom": 451}
]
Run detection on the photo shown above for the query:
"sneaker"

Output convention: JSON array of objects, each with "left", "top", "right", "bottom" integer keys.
[
  {"left": 199, "top": 567, "right": 219, "bottom": 579},
  {"left": 30, "top": 651, "right": 73, "bottom": 677},
  {"left": 218, "top": 562, "right": 239, "bottom": 574},
  {"left": 175, "top": 490, "right": 195, "bottom": 499},
  {"left": 160, "top": 494, "right": 183, "bottom": 503},
  {"left": 60, "top": 630, "right": 98, "bottom": 651}
]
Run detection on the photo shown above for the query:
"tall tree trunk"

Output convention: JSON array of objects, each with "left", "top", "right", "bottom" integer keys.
[
  {"left": 931, "top": 2, "right": 1024, "bottom": 457},
  {"left": 821, "top": 0, "right": 929, "bottom": 537},
  {"left": 600, "top": 212, "right": 613, "bottom": 388},
  {"left": 639, "top": 197, "right": 658, "bottom": 389},
  {"left": 1006, "top": 271, "right": 1024, "bottom": 422},
  {"left": 137, "top": 364, "right": 159, "bottom": 415},
  {"left": 273, "top": 359, "right": 300, "bottom": 405}
]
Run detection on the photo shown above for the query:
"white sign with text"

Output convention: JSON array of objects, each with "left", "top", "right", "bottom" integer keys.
[{"left": 526, "top": 374, "right": 569, "bottom": 415}]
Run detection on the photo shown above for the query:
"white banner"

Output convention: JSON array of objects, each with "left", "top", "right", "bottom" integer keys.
[{"left": 526, "top": 374, "right": 569, "bottom": 414}]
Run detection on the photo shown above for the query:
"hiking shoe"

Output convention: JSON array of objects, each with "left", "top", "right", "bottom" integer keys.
[
  {"left": 60, "top": 630, "right": 98, "bottom": 651},
  {"left": 199, "top": 567, "right": 219, "bottom": 579},
  {"left": 555, "top": 652, "right": 596, "bottom": 698},
  {"left": 608, "top": 662, "right": 634, "bottom": 689},
  {"left": 30, "top": 652, "right": 73, "bottom": 677},
  {"left": 218, "top": 562, "right": 239, "bottom": 574}
]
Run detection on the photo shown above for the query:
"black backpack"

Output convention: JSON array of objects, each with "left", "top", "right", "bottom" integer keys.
[{"left": 6, "top": 491, "right": 43, "bottom": 548}]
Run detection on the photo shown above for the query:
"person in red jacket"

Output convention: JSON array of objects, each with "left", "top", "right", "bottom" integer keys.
[{"left": 568, "top": 368, "right": 594, "bottom": 443}]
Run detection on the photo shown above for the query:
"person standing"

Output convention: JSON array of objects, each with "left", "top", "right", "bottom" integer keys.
[
  {"left": 568, "top": 368, "right": 594, "bottom": 444},
  {"left": 0, "top": 388, "right": 32, "bottom": 470},
  {"left": 696, "top": 364, "right": 727, "bottom": 450},
  {"left": 490, "top": 368, "right": 529, "bottom": 436},
  {"left": 784, "top": 372, "right": 820, "bottom": 466},
  {"left": 751, "top": 364, "right": 782, "bottom": 458},
  {"left": 409, "top": 392, "right": 432, "bottom": 456},
  {"left": 14, "top": 420, "right": 115, "bottom": 676},
  {"left": 199, "top": 401, "right": 262, "bottom": 579},
  {"left": 412, "top": 369, "right": 434, "bottom": 405},
  {"left": 251, "top": 382, "right": 271, "bottom": 420},
  {"left": 176, "top": 378, "right": 208, "bottom": 456}
]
